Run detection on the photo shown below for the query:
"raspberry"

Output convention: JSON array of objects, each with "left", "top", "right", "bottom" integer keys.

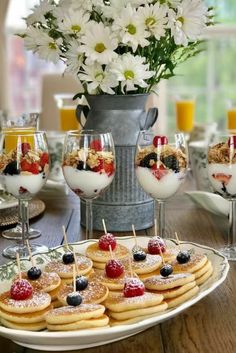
[
  {"left": 151, "top": 164, "right": 168, "bottom": 180},
  {"left": 21, "top": 142, "right": 31, "bottom": 155},
  {"left": 153, "top": 135, "right": 168, "bottom": 147},
  {"left": 99, "top": 233, "right": 117, "bottom": 251},
  {"left": 148, "top": 237, "right": 166, "bottom": 254},
  {"left": 104, "top": 161, "right": 115, "bottom": 176},
  {"left": 10, "top": 279, "right": 33, "bottom": 300},
  {"left": 93, "top": 158, "right": 104, "bottom": 173},
  {"left": 40, "top": 152, "right": 49, "bottom": 168},
  {"left": 19, "top": 186, "right": 28, "bottom": 194},
  {"left": 123, "top": 278, "right": 145, "bottom": 297},
  {"left": 90, "top": 140, "right": 103, "bottom": 151},
  {"left": 29, "top": 162, "right": 40, "bottom": 174},
  {"left": 105, "top": 259, "right": 124, "bottom": 278},
  {"left": 20, "top": 159, "right": 32, "bottom": 172}
]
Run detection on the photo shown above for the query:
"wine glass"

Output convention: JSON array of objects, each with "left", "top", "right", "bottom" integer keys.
[
  {"left": 207, "top": 132, "right": 236, "bottom": 261},
  {"left": 0, "top": 131, "right": 50, "bottom": 258},
  {"left": 1, "top": 112, "right": 43, "bottom": 240},
  {"left": 135, "top": 131, "right": 188, "bottom": 238},
  {"left": 62, "top": 130, "right": 115, "bottom": 239}
]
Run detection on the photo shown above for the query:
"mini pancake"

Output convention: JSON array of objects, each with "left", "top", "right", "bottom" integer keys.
[
  {"left": 0, "top": 291, "right": 51, "bottom": 314},
  {"left": 1, "top": 318, "right": 47, "bottom": 331},
  {"left": 144, "top": 273, "right": 195, "bottom": 291},
  {"left": 86, "top": 243, "right": 129, "bottom": 263},
  {"left": 45, "top": 303, "right": 105, "bottom": 325},
  {"left": 19, "top": 272, "right": 61, "bottom": 293},
  {"left": 149, "top": 281, "right": 196, "bottom": 299},
  {"left": 110, "top": 313, "right": 160, "bottom": 326},
  {"left": 194, "top": 260, "right": 212, "bottom": 279},
  {"left": 90, "top": 270, "right": 139, "bottom": 291},
  {"left": 127, "top": 254, "right": 162, "bottom": 275},
  {"left": 144, "top": 248, "right": 178, "bottom": 263},
  {"left": 108, "top": 302, "right": 167, "bottom": 321},
  {"left": 60, "top": 269, "right": 95, "bottom": 285},
  {"left": 51, "top": 299, "right": 63, "bottom": 308},
  {"left": 171, "top": 254, "right": 207, "bottom": 274},
  {"left": 195, "top": 265, "right": 213, "bottom": 286},
  {"left": 104, "top": 292, "right": 163, "bottom": 313},
  {"left": 57, "top": 281, "right": 109, "bottom": 305},
  {"left": 138, "top": 269, "right": 161, "bottom": 281},
  {"left": 0, "top": 304, "right": 53, "bottom": 324},
  {"left": 44, "top": 254, "right": 93, "bottom": 278},
  {"left": 165, "top": 285, "right": 199, "bottom": 308},
  {"left": 47, "top": 314, "right": 109, "bottom": 331},
  {"left": 48, "top": 284, "right": 62, "bottom": 301}
]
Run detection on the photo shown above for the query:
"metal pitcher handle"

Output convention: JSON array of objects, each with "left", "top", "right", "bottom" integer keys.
[
  {"left": 76, "top": 104, "right": 90, "bottom": 128},
  {"left": 142, "top": 107, "right": 158, "bottom": 130}
]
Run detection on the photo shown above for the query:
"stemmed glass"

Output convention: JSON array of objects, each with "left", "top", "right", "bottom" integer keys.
[
  {"left": 0, "top": 131, "right": 50, "bottom": 258},
  {"left": 62, "top": 130, "right": 115, "bottom": 239},
  {"left": 207, "top": 133, "right": 236, "bottom": 260},
  {"left": 135, "top": 131, "right": 188, "bottom": 238},
  {"left": 1, "top": 112, "right": 43, "bottom": 240}
]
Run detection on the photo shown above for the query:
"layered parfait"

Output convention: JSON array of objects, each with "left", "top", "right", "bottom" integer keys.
[
  {"left": 208, "top": 137, "right": 236, "bottom": 198},
  {"left": 63, "top": 140, "right": 115, "bottom": 199},
  {"left": 0, "top": 142, "right": 49, "bottom": 199},
  {"left": 135, "top": 135, "right": 187, "bottom": 200}
]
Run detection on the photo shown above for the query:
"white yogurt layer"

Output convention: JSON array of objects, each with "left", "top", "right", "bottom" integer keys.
[
  {"left": 63, "top": 166, "right": 113, "bottom": 199},
  {"left": 208, "top": 163, "right": 236, "bottom": 196},
  {"left": 3, "top": 173, "right": 47, "bottom": 198},
  {"left": 136, "top": 166, "right": 184, "bottom": 200}
]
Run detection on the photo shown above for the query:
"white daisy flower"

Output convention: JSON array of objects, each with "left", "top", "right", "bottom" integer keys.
[
  {"left": 79, "top": 63, "right": 118, "bottom": 94},
  {"left": 65, "top": 39, "right": 84, "bottom": 75},
  {"left": 167, "top": 0, "right": 208, "bottom": 46},
  {"left": 112, "top": 5, "right": 149, "bottom": 52},
  {"left": 111, "top": 53, "right": 154, "bottom": 93},
  {"left": 80, "top": 22, "right": 118, "bottom": 65},
  {"left": 26, "top": 0, "right": 54, "bottom": 26},
  {"left": 102, "top": 0, "right": 151, "bottom": 18},
  {"left": 58, "top": 9, "right": 90, "bottom": 36},
  {"left": 36, "top": 33, "right": 63, "bottom": 64},
  {"left": 24, "top": 27, "right": 44, "bottom": 51},
  {"left": 137, "top": 3, "right": 168, "bottom": 40}
]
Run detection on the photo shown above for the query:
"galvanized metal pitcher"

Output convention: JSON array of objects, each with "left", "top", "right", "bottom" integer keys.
[{"left": 76, "top": 94, "right": 158, "bottom": 231}]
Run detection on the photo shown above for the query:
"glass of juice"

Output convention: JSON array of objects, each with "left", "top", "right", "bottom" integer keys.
[
  {"left": 175, "top": 96, "right": 195, "bottom": 134},
  {"left": 54, "top": 94, "right": 80, "bottom": 131},
  {"left": 226, "top": 99, "right": 236, "bottom": 131}
]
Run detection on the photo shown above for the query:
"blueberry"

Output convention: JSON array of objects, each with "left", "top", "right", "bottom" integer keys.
[
  {"left": 176, "top": 251, "right": 190, "bottom": 264},
  {"left": 76, "top": 276, "right": 88, "bottom": 291},
  {"left": 160, "top": 264, "right": 173, "bottom": 277},
  {"left": 133, "top": 250, "right": 147, "bottom": 261},
  {"left": 3, "top": 161, "right": 20, "bottom": 175},
  {"left": 27, "top": 266, "right": 42, "bottom": 280},
  {"left": 62, "top": 252, "right": 74, "bottom": 264},
  {"left": 161, "top": 155, "right": 179, "bottom": 173},
  {"left": 140, "top": 153, "right": 157, "bottom": 168},
  {"left": 66, "top": 292, "right": 82, "bottom": 306}
]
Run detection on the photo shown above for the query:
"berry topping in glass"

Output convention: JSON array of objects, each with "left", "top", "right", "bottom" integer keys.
[
  {"left": 90, "top": 139, "right": 103, "bottom": 151},
  {"left": 153, "top": 135, "right": 168, "bottom": 147}
]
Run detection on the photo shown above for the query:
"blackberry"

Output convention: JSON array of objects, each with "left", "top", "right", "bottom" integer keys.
[
  {"left": 140, "top": 152, "right": 157, "bottom": 168},
  {"left": 162, "top": 155, "right": 179, "bottom": 173},
  {"left": 3, "top": 161, "right": 20, "bottom": 175},
  {"left": 77, "top": 160, "right": 91, "bottom": 171}
]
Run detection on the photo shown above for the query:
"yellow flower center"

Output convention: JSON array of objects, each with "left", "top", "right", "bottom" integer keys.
[
  {"left": 178, "top": 16, "right": 184, "bottom": 24},
  {"left": 48, "top": 42, "right": 57, "bottom": 50},
  {"left": 145, "top": 17, "right": 156, "bottom": 27},
  {"left": 126, "top": 24, "right": 136, "bottom": 35},
  {"left": 124, "top": 70, "right": 134, "bottom": 80},
  {"left": 95, "top": 43, "right": 106, "bottom": 53},
  {"left": 71, "top": 24, "right": 81, "bottom": 32},
  {"left": 95, "top": 72, "right": 105, "bottom": 81}
]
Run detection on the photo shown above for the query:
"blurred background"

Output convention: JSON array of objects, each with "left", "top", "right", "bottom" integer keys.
[{"left": 0, "top": 0, "right": 236, "bottom": 132}]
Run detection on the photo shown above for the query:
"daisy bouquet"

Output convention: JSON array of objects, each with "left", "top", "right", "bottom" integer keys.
[{"left": 22, "top": 0, "right": 213, "bottom": 95}]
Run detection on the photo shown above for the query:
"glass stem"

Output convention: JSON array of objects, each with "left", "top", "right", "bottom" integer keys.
[
  {"left": 85, "top": 199, "right": 93, "bottom": 240},
  {"left": 17, "top": 199, "right": 30, "bottom": 235},
  {"left": 158, "top": 200, "right": 165, "bottom": 238},
  {"left": 228, "top": 199, "right": 236, "bottom": 247},
  {"left": 19, "top": 199, "right": 29, "bottom": 248}
]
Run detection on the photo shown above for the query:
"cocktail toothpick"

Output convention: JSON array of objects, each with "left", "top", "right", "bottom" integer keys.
[
  {"left": 16, "top": 253, "right": 22, "bottom": 280},
  {"left": 26, "top": 240, "right": 35, "bottom": 267},
  {"left": 157, "top": 240, "right": 165, "bottom": 265},
  {"left": 72, "top": 248, "right": 79, "bottom": 274},
  {"left": 102, "top": 219, "right": 107, "bottom": 234},
  {"left": 62, "top": 225, "right": 70, "bottom": 251},
  {"left": 109, "top": 244, "right": 114, "bottom": 260},
  {"left": 73, "top": 264, "right": 76, "bottom": 292},
  {"left": 154, "top": 219, "right": 158, "bottom": 237},
  {"left": 175, "top": 232, "right": 182, "bottom": 251},
  {"left": 128, "top": 256, "right": 133, "bottom": 278},
  {"left": 132, "top": 224, "right": 138, "bottom": 248}
]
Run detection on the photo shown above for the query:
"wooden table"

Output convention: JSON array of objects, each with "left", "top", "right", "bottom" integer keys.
[{"left": 0, "top": 177, "right": 235, "bottom": 353}]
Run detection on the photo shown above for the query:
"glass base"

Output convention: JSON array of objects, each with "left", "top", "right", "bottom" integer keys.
[
  {"left": 218, "top": 245, "right": 236, "bottom": 261},
  {"left": 2, "top": 226, "right": 41, "bottom": 240},
  {"left": 2, "top": 243, "right": 48, "bottom": 259}
]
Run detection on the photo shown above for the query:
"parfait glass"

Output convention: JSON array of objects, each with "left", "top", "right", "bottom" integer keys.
[
  {"left": 0, "top": 131, "right": 50, "bottom": 258},
  {"left": 1, "top": 112, "right": 43, "bottom": 240},
  {"left": 62, "top": 130, "right": 115, "bottom": 239},
  {"left": 207, "top": 133, "right": 236, "bottom": 261},
  {"left": 135, "top": 131, "right": 188, "bottom": 238}
]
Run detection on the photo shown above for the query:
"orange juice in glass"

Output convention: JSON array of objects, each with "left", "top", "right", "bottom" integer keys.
[
  {"left": 175, "top": 98, "right": 195, "bottom": 133},
  {"left": 54, "top": 94, "right": 80, "bottom": 131},
  {"left": 227, "top": 108, "right": 236, "bottom": 131}
]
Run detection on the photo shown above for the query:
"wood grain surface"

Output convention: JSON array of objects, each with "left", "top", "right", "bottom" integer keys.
[{"left": 0, "top": 177, "right": 234, "bottom": 353}]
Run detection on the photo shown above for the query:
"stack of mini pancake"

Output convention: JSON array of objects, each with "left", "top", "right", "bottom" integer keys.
[
  {"left": 45, "top": 303, "right": 109, "bottom": 331},
  {"left": 171, "top": 254, "right": 213, "bottom": 286},
  {"left": 0, "top": 290, "right": 52, "bottom": 331},
  {"left": 144, "top": 273, "right": 199, "bottom": 308},
  {"left": 105, "top": 291, "right": 167, "bottom": 326}
]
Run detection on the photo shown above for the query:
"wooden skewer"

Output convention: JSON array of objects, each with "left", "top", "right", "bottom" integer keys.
[
  {"left": 132, "top": 224, "right": 138, "bottom": 248},
  {"left": 102, "top": 219, "right": 107, "bottom": 234},
  {"left": 157, "top": 240, "right": 165, "bottom": 265},
  {"left": 175, "top": 232, "right": 181, "bottom": 251},
  {"left": 26, "top": 240, "right": 35, "bottom": 267},
  {"left": 72, "top": 249, "right": 79, "bottom": 275},
  {"left": 154, "top": 219, "right": 158, "bottom": 237},
  {"left": 62, "top": 225, "right": 70, "bottom": 250},
  {"left": 73, "top": 264, "right": 76, "bottom": 292},
  {"left": 128, "top": 256, "right": 133, "bottom": 278},
  {"left": 16, "top": 253, "right": 22, "bottom": 280},
  {"left": 109, "top": 245, "right": 114, "bottom": 260}
]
